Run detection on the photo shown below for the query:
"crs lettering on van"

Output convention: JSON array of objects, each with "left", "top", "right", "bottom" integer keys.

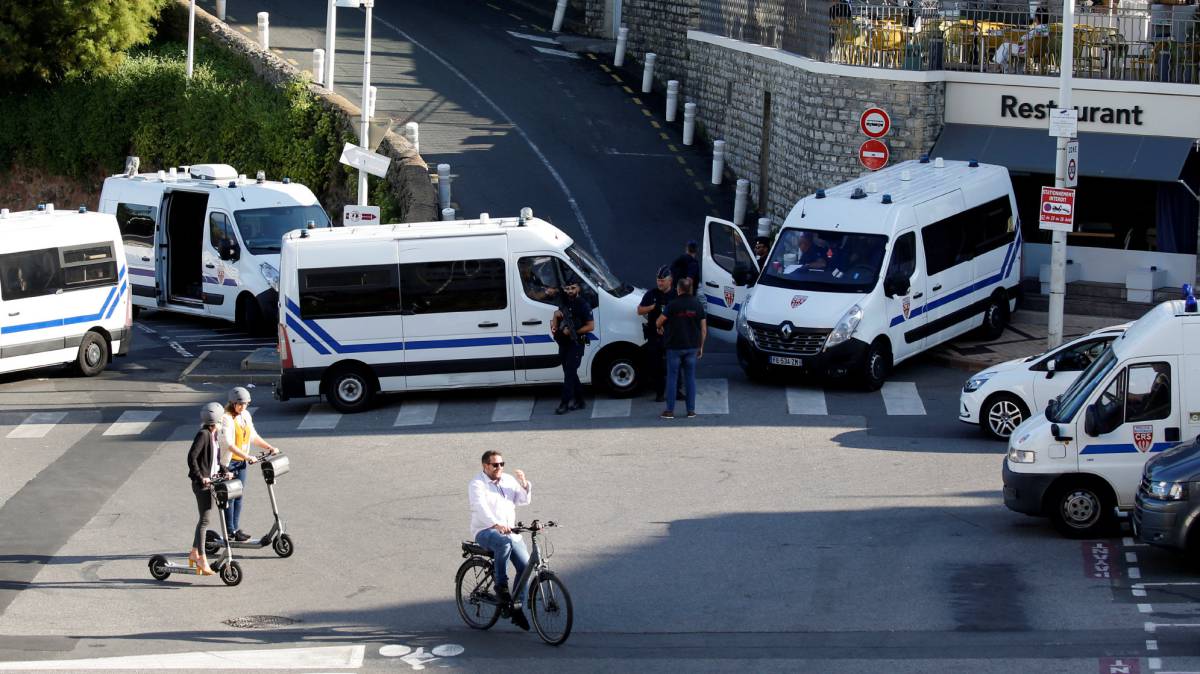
[
  {"left": 1003, "top": 295, "right": 1200, "bottom": 538},
  {"left": 0, "top": 205, "right": 131, "bottom": 377},
  {"left": 703, "top": 158, "right": 1021, "bottom": 389},
  {"left": 99, "top": 161, "right": 331, "bottom": 333},
  {"left": 275, "top": 210, "right": 646, "bottom": 412}
]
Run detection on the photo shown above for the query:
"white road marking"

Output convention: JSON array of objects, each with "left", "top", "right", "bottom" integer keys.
[
  {"left": 1130, "top": 568, "right": 1143, "bottom": 581},
  {"left": 7, "top": 412, "right": 69, "bottom": 439},
  {"left": 881, "top": 381, "right": 926, "bottom": 415},
  {"left": 603, "top": 148, "right": 677, "bottom": 157},
  {"left": 694, "top": 378, "right": 729, "bottom": 415},
  {"left": 532, "top": 46, "right": 581, "bottom": 59},
  {"left": 786, "top": 387, "right": 827, "bottom": 415},
  {"left": 102, "top": 411, "right": 160, "bottom": 437},
  {"left": 135, "top": 323, "right": 157, "bottom": 334},
  {"left": 298, "top": 405, "right": 341, "bottom": 430},
  {"left": 506, "top": 30, "right": 558, "bottom": 44},
  {"left": 1139, "top": 603, "right": 1154, "bottom": 613},
  {"left": 590, "top": 398, "right": 631, "bottom": 418},
  {"left": 1148, "top": 639, "right": 1159, "bottom": 650},
  {"left": 167, "top": 341, "right": 194, "bottom": 358},
  {"left": 1126, "top": 552, "right": 1138, "bottom": 563},
  {"left": 0, "top": 644, "right": 365, "bottom": 669},
  {"left": 492, "top": 397, "right": 535, "bottom": 422},
  {"left": 394, "top": 400, "right": 438, "bottom": 426},
  {"left": 1149, "top": 657, "right": 1161, "bottom": 670},
  {"left": 1123, "top": 536, "right": 1136, "bottom": 546}
]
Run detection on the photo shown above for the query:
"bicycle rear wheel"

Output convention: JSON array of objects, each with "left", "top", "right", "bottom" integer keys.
[
  {"left": 455, "top": 558, "right": 500, "bottom": 629},
  {"left": 529, "top": 571, "right": 573, "bottom": 645}
]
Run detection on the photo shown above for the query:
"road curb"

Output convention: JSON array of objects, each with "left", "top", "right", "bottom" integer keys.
[{"left": 179, "top": 373, "right": 281, "bottom": 386}]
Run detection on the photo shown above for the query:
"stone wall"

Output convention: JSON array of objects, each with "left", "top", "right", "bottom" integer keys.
[
  {"left": 164, "top": 1, "right": 437, "bottom": 223},
  {"left": 617, "top": 0, "right": 701, "bottom": 90}
]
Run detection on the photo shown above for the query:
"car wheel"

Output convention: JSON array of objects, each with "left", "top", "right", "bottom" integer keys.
[
  {"left": 324, "top": 365, "right": 376, "bottom": 414},
  {"left": 981, "top": 393, "right": 1030, "bottom": 440}
]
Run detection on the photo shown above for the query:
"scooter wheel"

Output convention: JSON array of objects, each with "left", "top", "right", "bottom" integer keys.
[
  {"left": 272, "top": 533, "right": 294, "bottom": 558},
  {"left": 148, "top": 555, "right": 171, "bottom": 581},
  {"left": 220, "top": 560, "right": 243, "bottom": 586},
  {"left": 204, "top": 529, "right": 221, "bottom": 556}
]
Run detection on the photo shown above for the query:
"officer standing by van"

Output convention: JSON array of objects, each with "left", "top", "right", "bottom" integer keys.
[
  {"left": 670, "top": 240, "right": 700, "bottom": 290},
  {"left": 637, "top": 266, "right": 676, "bottom": 402},
  {"left": 551, "top": 276, "right": 594, "bottom": 415}
]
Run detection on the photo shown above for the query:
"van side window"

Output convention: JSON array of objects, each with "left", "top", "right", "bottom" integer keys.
[
  {"left": 209, "top": 212, "right": 235, "bottom": 249},
  {"left": 518, "top": 256, "right": 562, "bottom": 306},
  {"left": 299, "top": 265, "right": 401, "bottom": 319},
  {"left": 60, "top": 242, "right": 117, "bottom": 290},
  {"left": 400, "top": 259, "right": 507, "bottom": 315},
  {"left": 708, "top": 223, "right": 755, "bottom": 276},
  {"left": 975, "top": 196, "right": 1016, "bottom": 256},
  {"left": 886, "top": 232, "right": 916, "bottom": 280},
  {"left": 1126, "top": 362, "right": 1171, "bottom": 423},
  {"left": 116, "top": 203, "right": 156, "bottom": 247},
  {"left": 920, "top": 218, "right": 962, "bottom": 276},
  {"left": 0, "top": 248, "right": 62, "bottom": 301}
]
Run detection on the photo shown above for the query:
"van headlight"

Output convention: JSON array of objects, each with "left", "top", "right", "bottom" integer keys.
[
  {"left": 825, "top": 304, "right": 863, "bottom": 349},
  {"left": 964, "top": 372, "right": 995, "bottom": 392},
  {"left": 260, "top": 262, "right": 280, "bottom": 291},
  {"left": 1007, "top": 447, "right": 1036, "bottom": 464},
  {"left": 1149, "top": 480, "right": 1188, "bottom": 501},
  {"left": 736, "top": 305, "right": 755, "bottom": 344}
]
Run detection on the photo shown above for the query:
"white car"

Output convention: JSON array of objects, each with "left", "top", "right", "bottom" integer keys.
[{"left": 959, "top": 323, "right": 1128, "bottom": 439}]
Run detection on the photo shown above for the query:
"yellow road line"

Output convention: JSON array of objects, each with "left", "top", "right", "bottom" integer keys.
[
  {"left": 649, "top": 120, "right": 660, "bottom": 129},
  {"left": 703, "top": 195, "right": 715, "bottom": 205},
  {"left": 272, "top": 48, "right": 284, "bottom": 55},
  {"left": 668, "top": 144, "right": 678, "bottom": 152},
  {"left": 533, "top": 25, "right": 546, "bottom": 32},
  {"left": 287, "top": 58, "right": 299, "bottom": 66},
  {"left": 694, "top": 180, "right": 706, "bottom": 191},
  {"left": 487, "top": 3, "right": 501, "bottom": 10},
  {"left": 610, "top": 73, "right": 622, "bottom": 83},
  {"left": 684, "top": 168, "right": 695, "bottom": 177},
  {"left": 677, "top": 156, "right": 687, "bottom": 166},
  {"left": 659, "top": 132, "right": 669, "bottom": 140},
  {"left": 641, "top": 109, "right": 653, "bottom": 117},
  {"left": 631, "top": 97, "right": 643, "bottom": 105},
  {"left": 239, "top": 25, "right": 251, "bottom": 34},
  {"left": 225, "top": 14, "right": 237, "bottom": 21},
  {"left": 600, "top": 64, "right": 611, "bottom": 73},
  {"left": 508, "top": 13, "right": 522, "bottom": 20},
  {"left": 621, "top": 85, "right": 633, "bottom": 94},
  {"left": 587, "top": 53, "right": 597, "bottom": 61}
]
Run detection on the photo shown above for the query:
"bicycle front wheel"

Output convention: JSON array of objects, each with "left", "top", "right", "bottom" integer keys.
[
  {"left": 455, "top": 558, "right": 500, "bottom": 630},
  {"left": 530, "top": 571, "right": 573, "bottom": 645}
]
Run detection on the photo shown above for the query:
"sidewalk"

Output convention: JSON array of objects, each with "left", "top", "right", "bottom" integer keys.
[{"left": 931, "top": 309, "right": 1124, "bottom": 372}]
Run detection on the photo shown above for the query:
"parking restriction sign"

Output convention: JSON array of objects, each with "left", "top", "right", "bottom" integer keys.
[
  {"left": 1065, "top": 139, "right": 1079, "bottom": 187},
  {"left": 1039, "top": 186, "right": 1075, "bottom": 232}
]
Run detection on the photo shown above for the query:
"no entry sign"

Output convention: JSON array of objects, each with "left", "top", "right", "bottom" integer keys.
[
  {"left": 859, "top": 139, "right": 889, "bottom": 171},
  {"left": 859, "top": 107, "right": 891, "bottom": 138},
  {"left": 1039, "top": 186, "right": 1075, "bottom": 232}
]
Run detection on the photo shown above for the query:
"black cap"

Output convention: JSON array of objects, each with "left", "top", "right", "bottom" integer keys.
[{"left": 656, "top": 265, "right": 672, "bottom": 279}]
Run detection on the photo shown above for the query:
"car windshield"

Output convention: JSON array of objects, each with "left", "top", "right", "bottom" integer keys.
[
  {"left": 759, "top": 228, "right": 888, "bottom": 293},
  {"left": 565, "top": 245, "right": 634, "bottom": 297},
  {"left": 1049, "top": 346, "right": 1118, "bottom": 423},
  {"left": 235, "top": 205, "right": 331, "bottom": 255}
]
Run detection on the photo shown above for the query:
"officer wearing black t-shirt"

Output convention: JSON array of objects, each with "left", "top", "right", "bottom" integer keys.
[
  {"left": 637, "top": 266, "right": 676, "bottom": 402},
  {"left": 551, "top": 278, "right": 594, "bottom": 415}
]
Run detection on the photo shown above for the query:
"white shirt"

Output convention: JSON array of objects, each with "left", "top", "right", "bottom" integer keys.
[
  {"left": 208, "top": 428, "right": 221, "bottom": 479},
  {"left": 468, "top": 471, "right": 532, "bottom": 538}
]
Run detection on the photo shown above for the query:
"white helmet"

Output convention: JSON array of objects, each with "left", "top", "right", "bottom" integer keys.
[
  {"left": 201, "top": 402, "right": 224, "bottom": 426},
  {"left": 228, "top": 386, "right": 252, "bottom": 405}
]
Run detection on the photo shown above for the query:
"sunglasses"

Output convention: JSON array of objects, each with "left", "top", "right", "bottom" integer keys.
[{"left": 487, "top": 462, "right": 505, "bottom": 468}]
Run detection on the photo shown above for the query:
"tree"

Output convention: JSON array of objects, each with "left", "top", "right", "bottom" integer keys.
[{"left": 0, "top": 0, "right": 169, "bottom": 87}]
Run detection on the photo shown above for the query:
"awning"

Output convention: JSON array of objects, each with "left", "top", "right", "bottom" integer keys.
[{"left": 930, "top": 123, "right": 1196, "bottom": 182}]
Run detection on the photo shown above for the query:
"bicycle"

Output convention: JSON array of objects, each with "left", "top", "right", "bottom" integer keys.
[{"left": 455, "top": 519, "right": 573, "bottom": 645}]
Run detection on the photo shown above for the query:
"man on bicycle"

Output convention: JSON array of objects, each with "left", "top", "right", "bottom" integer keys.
[{"left": 468, "top": 451, "right": 532, "bottom": 631}]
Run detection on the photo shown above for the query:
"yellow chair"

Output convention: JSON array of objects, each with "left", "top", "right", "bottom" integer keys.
[
  {"left": 943, "top": 21, "right": 976, "bottom": 69},
  {"left": 867, "top": 21, "right": 906, "bottom": 68}
]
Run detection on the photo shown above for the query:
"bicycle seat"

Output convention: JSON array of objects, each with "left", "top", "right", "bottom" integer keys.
[{"left": 461, "top": 541, "right": 493, "bottom": 557}]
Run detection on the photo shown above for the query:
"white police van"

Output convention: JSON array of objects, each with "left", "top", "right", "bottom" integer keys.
[
  {"left": 0, "top": 205, "right": 131, "bottom": 377},
  {"left": 1004, "top": 293, "right": 1200, "bottom": 538},
  {"left": 703, "top": 158, "right": 1021, "bottom": 389},
  {"left": 99, "top": 160, "right": 331, "bottom": 333},
  {"left": 275, "top": 210, "right": 646, "bottom": 412}
]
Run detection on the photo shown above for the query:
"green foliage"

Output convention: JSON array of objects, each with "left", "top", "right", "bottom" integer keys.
[{"left": 0, "top": 0, "right": 170, "bottom": 88}]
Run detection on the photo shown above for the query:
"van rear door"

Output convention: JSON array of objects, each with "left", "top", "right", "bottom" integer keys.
[{"left": 701, "top": 217, "right": 757, "bottom": 343}]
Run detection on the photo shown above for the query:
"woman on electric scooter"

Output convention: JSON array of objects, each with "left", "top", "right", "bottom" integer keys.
[
  {"left": 187, "top": 402, "right": 231, "bottom": 575},
  {"left": 220, "top": 387, "right": 279, "bottom": 542}
]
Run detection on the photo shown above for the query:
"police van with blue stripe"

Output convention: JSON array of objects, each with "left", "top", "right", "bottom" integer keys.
[
  {"left": 0, "top": 205, "right": 131, "bottom": 377},
  {"left": 702, "top": 158, "right": 1021, "bottom": 389},
  {"left": 274, "top": 210, "right": 646, "bottom": 412}
]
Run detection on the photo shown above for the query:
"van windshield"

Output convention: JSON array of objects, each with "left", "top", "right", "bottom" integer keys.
[
  {"left": 565, "top": 245, "right": 634, "bottom": 298},
  {"left": 235, "top": 205, "right": 331, "bottom": 255},
  {"left": 1049, "top": 346, "right": 1118, "bottom": 423},
  {"left": 759, "top": 228, "right": 888, "bottom": 293}
]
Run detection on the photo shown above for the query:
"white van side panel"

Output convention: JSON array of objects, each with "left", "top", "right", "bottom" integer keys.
[{"left": 1184, "top": 322, "right": 1200, "bottom": 441}]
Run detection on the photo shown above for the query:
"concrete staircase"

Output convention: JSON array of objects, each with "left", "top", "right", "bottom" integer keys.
[{"left": 1019, "top": 279, "right": 1183, "bottom": 320}]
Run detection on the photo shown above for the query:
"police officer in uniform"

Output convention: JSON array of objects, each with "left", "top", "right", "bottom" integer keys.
[
  {"left": 637, "top": 266, "right": 676, "bottom": 402},
  {"left": 551, "top": 276, "right": 594, "bottom": 415}
]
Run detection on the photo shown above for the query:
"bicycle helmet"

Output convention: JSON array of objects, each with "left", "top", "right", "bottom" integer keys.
[
  {"left": 228, "top": 386, "right": 252, "bottom": 405},
  {"left": 201, "top": 402, "right": 224, "bottom": 426}
]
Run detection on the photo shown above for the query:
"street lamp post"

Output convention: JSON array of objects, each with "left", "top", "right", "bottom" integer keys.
[
  {"left": 358, "top": 0, "right": 375, "bottom": 206},
  {"left": 325, "top": 0, "right": 337, "bottom": 90},
  {"left": 186, "top": 0, "right": 196, "bottom": 79},
  {"left": 1048, "top": 0, "right": 1076, "bottom": 349}
]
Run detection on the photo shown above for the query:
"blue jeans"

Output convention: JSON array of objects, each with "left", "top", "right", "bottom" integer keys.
[
  {"left": 223, "top": 460, "right": 247, "bottom": 534},
  {"left": 664, "top": 348, "right": 698, "bottom": 414},
  {"left": 475, "top": 528, "right": 530, "bottom": 601}
]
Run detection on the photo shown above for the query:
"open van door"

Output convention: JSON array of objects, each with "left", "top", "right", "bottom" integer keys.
[{"left": 701, "top": 216, "right": 757, "bottom": 343}]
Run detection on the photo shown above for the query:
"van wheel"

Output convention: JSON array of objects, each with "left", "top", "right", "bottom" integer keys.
[
  {"left": 858, "top": 339, "right": 890, "bottom": 391},
  {"left": 76, "top": 331, "right": 109, "bottom": 377},
  {"left": 980, "top": 393, "right": 1030, "bottom": 440},
  {"left": 324, "top": 365, "right": 376, "bottom": 414},
  {"left": 978, "top": 293, "right": 1010, "bottom": 340},
  {"left": 237, "top": 295, "right": 269, "bottom": 336},
  {"left": 596, "top": 348, "right": 640, "bottom": 398},
  {"left": 1050, "top": 480, "right": 1115, "bottom": 538}
]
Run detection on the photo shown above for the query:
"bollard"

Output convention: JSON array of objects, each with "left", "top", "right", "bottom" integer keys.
[
  {"left": 641, "top": 53, "right": 656, "bottom": 94},
  {"left": 758, "top": 217, "right": 772, "bottom": 238},
  {"left": 313, "top": 49, "right": 326, "bottom": 86},
  {"left": 442, "top": 207, "right": 455, "bottom": 221},
  {"left": 405, "top": 122, "right": 420, "bottom": 154},
  {"left": 711, "top": 140, "right": 725, "bottom": 185},
  {"left": 665, "top": 80, "right": 679, "bottom": 122},
  {"left": 437, "top": 164, "right": 452, "bottom": 211},
  {"left": 734, "top": 179, "right": 750, "bottom": 226},
  {"left": 216, "top": 0, "right": 226, "bottom": 21},
  {"left": 366, "top": 85, "right": 378, "bottom": 119},
  {"left": 614, "top": 26, "right": 628, "bottom": 67},
  {"left": 552, "top": 0, "right": 568, "bottom": 33},
  {"left": 257, "top": 12, "right": 269, "bottom": 50},
  {"left": 683, "top": 102, "right": 697, "bottom": 146}
]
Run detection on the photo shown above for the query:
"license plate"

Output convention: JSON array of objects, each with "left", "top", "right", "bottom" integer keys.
[{"left": 768, "top": 356, "right": 803, "bottom": 367}]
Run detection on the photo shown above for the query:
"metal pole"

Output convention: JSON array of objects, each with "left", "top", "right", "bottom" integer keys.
[
  {"left": 186, "top": 0, "right": 196, "bottom": 79},
  {"left": 405, "top": 122, "right": 420, "bottom": 154},
  {"left": 437, "top": 164, "right": 452, "bottom": 211},
  {"left": 641, "top": 53, "right": 656, "bottom": 93},
  {"left": 683, "top": 102, "right": 697, "bottom": 146},
  {"left": 552, "top": 0, "right": 568, "bottom": 33},
  {"left": 614, "top": 26, "right": 628, "bottom": 67},
  {"left": 1048, "top": 0, "right": 1075, "bottom": 349},
  {"left": 216, "top": 0, "right": 226, "bottom": 21},
  {"left": 325, "top": 0, "right": 337, "bottom": 90},
  {"left": 665, "top": 80, "right": 679, "bottom": 122},
  {"left": 258, "top": 12, "right": 270, "bottom": 50},
  {"left": 613, "top": 0, "right": 623, "bottom": 39},
  {"left": 358, "top": 1, "right": 373, "bottom": 207},
  {"left": 711, "top": 140, "right": 725, "bottom": 185},
  {"left": 734, "top": 179, "right": 749, "bottom": 226},
  {"left": 313, "top": 49, "right": 325, "bottom": 85}
]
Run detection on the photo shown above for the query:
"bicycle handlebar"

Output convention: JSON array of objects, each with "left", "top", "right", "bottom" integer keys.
[{"left": 512, "top": 520, "right": 559, "bottom": 533}]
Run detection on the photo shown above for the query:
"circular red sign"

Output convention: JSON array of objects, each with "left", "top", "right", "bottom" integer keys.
[
  {"left": 859, "top": 139, "right": 889, "bottom": 171},
  {"left": 859, "top": 107, "right": 891, "bottom": 138}
]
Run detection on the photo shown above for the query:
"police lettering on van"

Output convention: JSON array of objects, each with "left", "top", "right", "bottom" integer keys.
[{"left": 703, "top": 158, "right": 1021, "bottom": 389}]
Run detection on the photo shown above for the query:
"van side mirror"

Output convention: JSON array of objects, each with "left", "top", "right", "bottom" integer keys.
[
  {"left": 1051, "top": 423, "right": 1072, "bottom": 442},
  {"left": 1046, "top": 359, "right": 1056, "bottom": 379},
  {"left": 1084, "top": 402, "right": 1120, "bottom": 437},
  {"left": 884, "top": 275, "right": 910, "bottom": 298},
  {"left": 219, "top": 240, "right": 240, "bottom": 262}
]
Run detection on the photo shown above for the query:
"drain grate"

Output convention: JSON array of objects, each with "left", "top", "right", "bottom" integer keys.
[{"left": 223, "top": 615, "right": 300, "bottom": 629}]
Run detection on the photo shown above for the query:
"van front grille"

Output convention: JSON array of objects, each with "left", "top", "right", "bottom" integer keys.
[{"left": 749, "top": 321, "right": 829, "bottom": 356}]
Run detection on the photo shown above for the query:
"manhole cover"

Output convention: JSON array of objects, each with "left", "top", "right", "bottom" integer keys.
[{"left": 222, "top": 615, "right": 300, "bottom": 629}]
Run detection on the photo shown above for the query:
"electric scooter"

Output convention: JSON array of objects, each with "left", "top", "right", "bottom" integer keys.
[
  {"left": 204, "top": 451, "right": 293, "bottom": 558},
  {"left": 149, "top": 476, "right": 245, "bottom": 586}
]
